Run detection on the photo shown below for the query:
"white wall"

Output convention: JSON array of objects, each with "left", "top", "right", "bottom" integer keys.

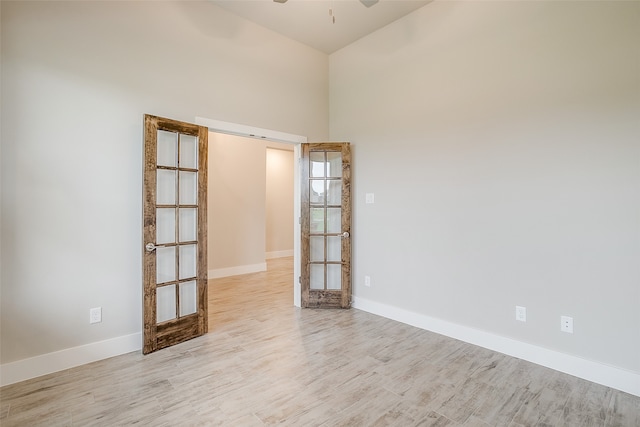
[
  {"left": 0, "top": 0, "right": 328, "bottom": 377},
  {"left": 208, "top": 133, "right": 267, "bottom": 276},
  {"left": 331, "top": 0, "right": 640, "bottom": 381},
  {"left": 266, "top": 148, "right": 294, "bottom": 257}
]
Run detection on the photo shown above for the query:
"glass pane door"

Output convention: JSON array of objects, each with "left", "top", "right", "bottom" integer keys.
[
  {"left": 143, "top": 115, "right": 208, "bottom": 354},
  {"left": 301, "top": 143, "right": 351, "bottom": 309}
]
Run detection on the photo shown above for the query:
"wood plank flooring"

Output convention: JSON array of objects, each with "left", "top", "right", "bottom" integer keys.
[{"left": 1, "top": 257, "right": 639, "bottom": 426}]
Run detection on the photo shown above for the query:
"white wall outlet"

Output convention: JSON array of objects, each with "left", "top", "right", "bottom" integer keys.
[
  {"left": 561, "top": 315, "right": 573, "bottom": 333},
  {"left": 365, "top": 193, "right": 375, "bottom": 204},
  {"left": 90, "top": 307, "right": 102, "bottom": 324},
  {"left": 364, "top": 275, "right": 371, "bottom": 287},
  {"left": 516, "top": 306, "right": 526, "bottom": 322}
]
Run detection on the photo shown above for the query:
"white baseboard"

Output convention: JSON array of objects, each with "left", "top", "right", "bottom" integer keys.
[
  {"left": 5, "top": 298, "right": 637, "bottom": 396},
  {"left": 352, "top": 296, "right": 640, "bottom": 397},
  {"left": 266, "top": 250, "right": 294, "bottom": 259},
  {"left": 208, "top": 262, "right": 267, "bottom": 279},
  {"left": 0, "top": 332, "right": 142, "bottom": 387}
]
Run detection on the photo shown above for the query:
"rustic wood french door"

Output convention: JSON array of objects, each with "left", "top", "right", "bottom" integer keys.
[
  {"left": 301, "top": 143, "right": 351, "bottom": 308},
  {"left": 143, "top": 115, "right": 208, "bottom": 354}
]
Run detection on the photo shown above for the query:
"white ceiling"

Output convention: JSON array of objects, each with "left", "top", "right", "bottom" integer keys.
[{"left": 209, "top": 0, "right": 432, "bottom": 54}]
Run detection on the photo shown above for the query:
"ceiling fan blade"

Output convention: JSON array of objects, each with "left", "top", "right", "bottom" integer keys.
[
  {"left": 273, "top": 0, "right": 288, "bottom": 3},
  {"left": 359, "top": 0, "right": 379, "bottom": 7}
]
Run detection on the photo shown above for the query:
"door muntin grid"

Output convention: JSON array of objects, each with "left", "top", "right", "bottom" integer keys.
[
  {"left": 155, "top": 130, "right": 199, "bottom": 323},
  {"left": 309, "top": 150, "right": 343, "bottom": 291}
]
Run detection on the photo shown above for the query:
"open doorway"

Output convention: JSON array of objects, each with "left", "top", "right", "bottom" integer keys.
[
  {"left": 207, "top": 132, "right": 293, "bottom": 277},
  {"left": 196, "top": 116, "right": 306, "bottom": 307}
]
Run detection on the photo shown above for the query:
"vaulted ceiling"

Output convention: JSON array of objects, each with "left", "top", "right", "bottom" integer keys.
[{"left": 209, "top": 0, "right": 431, "bottom": 54}]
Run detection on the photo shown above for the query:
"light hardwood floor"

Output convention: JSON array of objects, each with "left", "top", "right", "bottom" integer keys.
[{"left": 1, "top": 257, "right": 638, "bottom": 426}]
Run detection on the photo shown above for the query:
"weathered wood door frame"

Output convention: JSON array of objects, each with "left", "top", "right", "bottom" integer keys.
[
  {"left": 301, "top": 142, "right": 352, "bottom": 308},
  {"left": 143, "top": 114, "right": 208, "bottom": 354}
]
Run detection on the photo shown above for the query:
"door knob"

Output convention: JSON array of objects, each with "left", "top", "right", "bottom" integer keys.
[
  {"left": 145, "top": 243, "right": 157, "bottom": 252},
  {"left": 342, "top": 231, "right": 350, "bottom": 238}
]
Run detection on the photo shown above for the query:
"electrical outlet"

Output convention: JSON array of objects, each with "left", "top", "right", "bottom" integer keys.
[
  {"left": 516, "top": 306, "right": 526, "bottom": 322},
  {"left": 561, "top": 315, "right": 573, "bottom": 333},
  {"left": 365, "top": 193, "right": 375, "bottom": 204},
  {"left": 364, "top": 275, "right": 371, "bottom": 287},
  {"left": 90, "top": 307, "right": 102, "bottom": 324}
]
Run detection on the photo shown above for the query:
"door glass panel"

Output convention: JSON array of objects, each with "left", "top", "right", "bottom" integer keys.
[
  {"left": 310, "top": 264, "right": 324, "bottom": 290},
  {"left": 156, "top": 246, "right": 176, "bottom": 284},
  {"left": 157, "top": 130, "right": 177, "bottom": 167},
  {"left": 327, "top": 208, "right": 341, "bottom": 233},
  {"left": 310, "top": 236, "right": 324, "bottom": 262},
  {"left": 179, "top": 280, "right": 197, "bottom": 317},
  {"left": 179, "top": 134, "right": 198, "bottom": 169},
  {"left": 301, "top": 143, "right": 351, "bottom": 308},
  {"left": 327, "top": 152, "right": 342, "bottom": 178},
  {"left": 145, "top": 115, "right": 209, "bottom": 355},
  {"left": 157, "top": 170, "right": 176, "bottom": 205},
  {"left": 310, "top": 208, "right": 325, "bottom": 233},
  {"left": 157, "top": 284, "right": 176, "bottom": 323},
  {"left": 179, "top": 244, "right": 197, "bottom": 280},
  {"left": 179, "top": 208, "right": 197, "bottom": 242},
  {"left": 327, "top": 236, "right": 341, "bottom": 262},
  {"left": 179, "top": 171, "right": 198, "bottom": 205},
  {"left": 156, "top": 208, "right": 176, "bottom": 244},
  {"left": 310, "top": 152, "right": 325, "bottom": 177},
  {"left": 327, "top": 180, "right": 341, "bottom": 206},
  {"left": 327, "top": 264, "right": 342, "bottom": 290},
  {"left": 310, "top": 180, "right": 325, "bottom": 205}
]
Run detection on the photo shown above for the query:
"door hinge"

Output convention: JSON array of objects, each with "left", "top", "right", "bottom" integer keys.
[
  {"left": 298, "top": 276, "right": 302, "bottom": 284},
  {"left": 298, "top": 216, "right": 302, "bottom": 224}
]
